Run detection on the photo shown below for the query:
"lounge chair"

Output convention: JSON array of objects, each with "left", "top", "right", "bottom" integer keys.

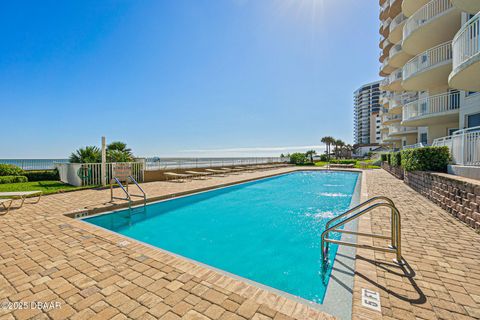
[
  {"left": 221, "top": 168, "right": 241, "bottom": 174},
  {"left": 0, "top": 191, "right": 42, "bottom": 213},
  {"left": 0, "top": 199, "right": 14, "bottom": 214},
  {"left": 205, "top": 169, "right": 229, "bottom": 176},
  {"left": 164, "top": 172, "right": 191, "bottom": 182},
  {"left": 185, "top": 171, "right": 211, "bottom": 180}
]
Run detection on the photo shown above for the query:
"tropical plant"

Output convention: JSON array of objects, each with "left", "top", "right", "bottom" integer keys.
[
  {"left": 0, "top": 164, "right": 24, "bottom": 177},
  {"left": 69, "top": 146, "right": 102, "bottom": 163},
  {"left": 289, "top": 153, "right": 308, "bottom": 165},
  {"left": 321, "top": 136, "right": 335, "bottom": 161},
  {"left": 334, "top": 139, "right": 345, "bottom": 158},
  {"left": 305, "top": 150, "right": 316, "bottom": 163},
  {"left": 107, "top": 141, "right": 134, "bottom": 162}
]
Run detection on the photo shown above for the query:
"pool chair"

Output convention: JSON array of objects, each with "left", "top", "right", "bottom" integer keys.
[
  {"left": 205, "top": 169, "right": 229, "bottom": 176},
  {"left": 221, "top": 168, "right": 242, "bottom": 174},
  {"left": 164, "top": 172, "right": 192, "bottom": 182},
  {"left": 0, "top": 191, "right": 42, "bottom": 213},
  {"left": 185, "top": 171, "right": 211, "bottom": 180},
  {"left": 0, "top": 199, "right": 14, "bottom": 214}
]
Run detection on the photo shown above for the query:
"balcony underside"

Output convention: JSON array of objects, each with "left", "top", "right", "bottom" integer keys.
[
  {"left": 383, "top": 136, "right": 402, "bottom": 142},
  {"left": 401, "top": 109, "right": 459, "bottom": 127},
  {"left": 451, "top": 0, "right": 480, "bottom": 14},
  {"left": 402, "top": 62, "right": 452, "bottom": 91},
  {"left": 448, "top": 54, "right": 480, "bottom": 91},
  {"left": 403, "top": 9, "right": 461, "bottom": 55},
  {"left": 380, "top": 64, "right": 396, "bottom": 76},
  {"left": 388, "top": 104, "right": 403, "bottom": 114},
  {"left": 389, "top": 50, "right": 413, "bottom": 68},
  {"left": 389, "top": 130, "right": 418, "bottom": 137},
  {"left": 402, "top": 0, "right": 430, "bottom": 17},
  {"left": 389, "top": 21, "right": 406, "bottom": 44},
  {"left": 388, "top": 0, "right": 402, "bottom": 19},
  {"left": 383, "top": 118, "right": 402, "bottom": 125},
  {"left": 387, "top": 79, "right": 403, "bottom": 92}
]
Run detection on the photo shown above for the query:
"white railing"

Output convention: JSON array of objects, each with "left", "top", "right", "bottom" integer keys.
[
  {"left": 402, "top": 91, "right": 461, "bottom": 121},
  {"left": 403, "top": 41, "right": 452, "bottom": 80},
  {"left": 55, "top": 162, "right": 144, "bottom": 187},
  {"left": 390, "top": 93, "right": 404, "bottom": 109},
  {"left": 403, "top": 0, "right": 453, "bottom": 40},
  {"left": 383, "top": 114, "right": 402, "bottom": 122},
  {"left": 433, "top": 126, "right": 480, "bottom": 165},
  {"left": 389, "top": 125, "right": 417, "bottom": 134},
  {"left": 402, "top": 91, "right": 419, "bottom": 104},
  {"left": 403, "top": 142, "right": 428, "bottom": 149},
  {"left": 389, "top": 44, "right": 402, "bottom": 59},
  {"left": 452, "top": 12, "right": 480, "bottom": 73},
  {"left": 381, "top": 78, "right": 390, "bottom": 88},
  {"left": 390, "top": 13, "right": 407, "bottom": 33},
  {"left": 0, "top": 159, "right": 69, "bottom": 170},
  {"left": 389, "top": 69, "right": 403, "bottom": 84}
]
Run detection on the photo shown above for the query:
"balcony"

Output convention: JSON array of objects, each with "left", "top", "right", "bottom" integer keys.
[
  {"left": 451, "top": 0, "right": 480, "bottom": 14},
  {"left": 389, "top": 13, "right": 407, "bottom": 44},
  {"left": 383, "top": 113, "right": 402, "bottom": 125},
  {"left": 402, "top": 0, "right": 430, "bottom": 17},
  {"left": 386, "top": 69, "right": 403, "bottom": 92},
  {"left": 402, "top": 41, "right": 452, "bottom": 90},
  {"left": 380, "top": 1, "right": 390, "bottom": 20},
  {"left": 388, "top": 0, "right": 403, "bottom": 19},
  {"left": 380, "top": 57, "right": 396, "bottom": 75},
  {"left": 389, "top": 125, "right": 418, "bottom": 136},
  {"left": 402, "top": 0, "right": 461, "bottom": 55},
  {"left": 389, "top": 44, "right": 414, "bottom": 68},
  {"left": 381, "top": 18, "right": 391, "bottom": 38},
  {"left": 448, "top": 13, "right": 480, "bottom": 91},
  {"left": 388, "top": 93, "right": 404, "bottom": 113},
  {"left": 402, "top": 91, "right": 460, "bottom": 126}
]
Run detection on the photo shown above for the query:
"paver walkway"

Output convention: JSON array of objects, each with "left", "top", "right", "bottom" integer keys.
[
  {"left": 0, "top": 168, "right": 479, "bottom": 320},
  {"left": 352, "top": 169, "right": 480, "bottom": 320}
]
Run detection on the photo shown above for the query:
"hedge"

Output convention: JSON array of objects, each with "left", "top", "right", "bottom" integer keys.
[
  {"left": 380, "top": 154, "right": 387, "bottom": 162},
  {"left": 24, "top": 170, "right": 59, "bottom": 181},
  {"left": 330, "top": 159, "right": 357, "bottom": 165},
  {"left": 0, "top": 176, "right": 28, "bottom": 184},
  {"left": 386, "top": 153, "right": 392, "bottom": 165},
  {"left": 0, "top": 164, "right": 24, "bottom": 177},
  {"left": 401, "top": 146, "right": 450, "bottom": 172},
  {"left": 390, "top": 152, "right": 402, "bottom": 167}
]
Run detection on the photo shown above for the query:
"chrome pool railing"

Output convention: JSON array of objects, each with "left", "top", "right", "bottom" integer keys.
[{"left": 321, "top": 196, "right": 404, "bottom": 267}]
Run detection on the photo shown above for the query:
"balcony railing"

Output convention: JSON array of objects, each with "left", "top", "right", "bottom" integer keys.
[
  {"left": 402, "top": 91, "right": 460, "bottom": 121},
  {"left": 390, "top": 13, "right": 406, "bottom": 33},
  {"left": 388, "top": 69, "right": 403, "bottom": 84},
  {"left": 389, "top": 44, "right": 402, "bottom": 59},
  {"left": 403, "top": 0, "right": 454, "bottom": 40},
  {"left": 433, "top": 126, "right": 480, "bottom": 166},
  {"left": 390, "top": 93, "right": 403, "bottom": 109},
  {"left": 452, "top": 12, "right": 480, "bottom": 73},
  {"left": 383, "top": 114, "right": 402, "bottom": 122},
  {"left": 389, "top": 125, "right": 417, "bottom": 134},
  {"left": 403, "top": 41, "right": 452, "bottom": 80}
]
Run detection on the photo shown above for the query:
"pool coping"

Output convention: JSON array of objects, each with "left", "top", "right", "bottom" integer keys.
[{"left": 70, "top": 168, "right": 365, "bottom": 319}]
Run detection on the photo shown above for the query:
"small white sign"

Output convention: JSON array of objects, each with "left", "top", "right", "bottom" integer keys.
[{"left": 361, "top": 288, "right": 381, "bottom": 312}]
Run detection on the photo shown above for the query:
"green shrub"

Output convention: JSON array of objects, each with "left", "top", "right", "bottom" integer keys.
[
  {"left": 386, "top": 153, "right": 392, "bottom": 165},
  {"left": 0, "top": 164, "right": 24, "bottom": 177},
  {"left": 289, "top": 153, "right": 309, "bottom": 165},
  {"left": 390, "top": 152, "right": 402, "bottom": 167},
  {"left": 401, "top": 146, "right": 450, "bottom": 172},
  {"left": 319, "top": 154, "right": 329, "bottom": 162},
  {"left": 24, "top": 169, "right": 59, "bottom": 181},
  {"left": 0, "top": 176, "right": 28, "bottom": 184},
  {"left": 380, "top": 154, "right": 387, "bottom": 162},
  {"left": 330, "top": 159, "right": 357, "bottom": 165}
]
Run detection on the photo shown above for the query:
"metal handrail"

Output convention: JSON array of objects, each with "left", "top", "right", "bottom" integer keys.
[
  {"left": 321, "top": 198, "right": 404, "bottom": 268},
  {"left": 128, "top": 175, "right": 147, "bottom": 206},
  {"left": 110, "top": 176, "right": 147, "bottom": 208}
]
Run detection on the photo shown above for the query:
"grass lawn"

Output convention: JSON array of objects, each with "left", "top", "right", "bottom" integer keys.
[
  {"left": 0, "top": 181, "right": 94, "bottom": 195},
  {"left": 314, "top": 160, "right": 380, "bottom": 169}
]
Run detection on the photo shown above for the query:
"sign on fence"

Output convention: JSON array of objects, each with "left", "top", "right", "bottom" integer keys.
[{"left": 113, "top": 163, "right": 132, "bottom": 182}]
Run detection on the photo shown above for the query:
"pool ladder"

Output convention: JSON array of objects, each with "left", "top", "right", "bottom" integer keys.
[
  {"left": 321, "top": 196, "right": 404, "bottom": 267},
  {"left": 110, "top": 175, "right": 147, "bottom": 211}
]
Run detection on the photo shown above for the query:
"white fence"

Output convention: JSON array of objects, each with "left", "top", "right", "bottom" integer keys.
[
  {"left": 433, "top": 126, "right": 480, "bottom": 166},
  {"left": 403, "top": 91, "right": 461, "bottom": 121},
  {"left": 452, "top": 12, "right": 479, "bottom": 72},
  {"left": 0, "top": 159, "right": 69, "bottom": 170},
  {"left": 55, "top": 162, "right": 143, "bottom": 186}
]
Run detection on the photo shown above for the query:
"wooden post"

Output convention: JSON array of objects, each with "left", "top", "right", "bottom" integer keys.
[{"left": 101, "top": 136, "right": 107, "bottom": 186}]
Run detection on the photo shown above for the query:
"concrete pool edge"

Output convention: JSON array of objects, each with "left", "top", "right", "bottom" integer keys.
[{"left": 72, "top": 168, "right": 365, "bottom": 319}]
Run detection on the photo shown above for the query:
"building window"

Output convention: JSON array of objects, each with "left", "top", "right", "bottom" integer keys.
[
  {"left": 448, "top": 128, "right": 458, "bottom": 135},
  {"left": 467, "top": 113, "right": 480, "bottom": 128},
  {"left": 420, "top": 133, "right": 428, "bottom": 144}
]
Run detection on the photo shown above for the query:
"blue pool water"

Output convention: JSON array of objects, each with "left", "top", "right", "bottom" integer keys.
[{"left": 85, "top": 171, "right": 359, "bottom": 303}]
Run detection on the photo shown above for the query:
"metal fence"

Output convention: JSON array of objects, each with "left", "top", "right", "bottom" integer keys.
[
  {"left": 433, "top": 126, "right": 480, "bottom": 166},
  {"left": 55, "top": 162, "right": 144, "bottom": 186},
  {"left": 0, "top": 159, "right": 69, "bottom": 170},
  {"left": 143, "top": 157, "right": 285, "bottom": 171}
]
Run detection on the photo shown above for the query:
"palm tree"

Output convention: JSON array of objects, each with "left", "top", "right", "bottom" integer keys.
[
  {"left": 69, "top": 146, "right": 102, "bottom": 163},
  {"left": 335, "top": 139, "right": 345, "bottom": 158},
  {"left": 321, "top": 136, "right": 335, "bottom": 161},
  {"left": 107, "top": 141, "right": 134, "bottom": 162},
  {"left": 305, "top": 150, "right": 316, "bottom": 163}
]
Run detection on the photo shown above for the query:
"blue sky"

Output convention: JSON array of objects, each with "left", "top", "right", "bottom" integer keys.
[{"left": 0, "top": 0, "right": 380, "bottom": 158}]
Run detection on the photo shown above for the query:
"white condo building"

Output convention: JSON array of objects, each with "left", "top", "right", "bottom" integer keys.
[{"left": 354, "top": 81, "right": 383, "bottom": 145}]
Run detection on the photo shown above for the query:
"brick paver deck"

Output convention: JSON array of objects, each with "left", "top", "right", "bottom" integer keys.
[
  {"left": 0, "top": 168, "right": 479, "bottom": 319},
  {"left": 352, "top": 170, "right": 480, "bottom": 320}
]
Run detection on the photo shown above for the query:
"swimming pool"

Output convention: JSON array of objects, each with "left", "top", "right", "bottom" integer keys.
[{"left": 84, "top": 171, "right": 360, "bottom": 304}]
